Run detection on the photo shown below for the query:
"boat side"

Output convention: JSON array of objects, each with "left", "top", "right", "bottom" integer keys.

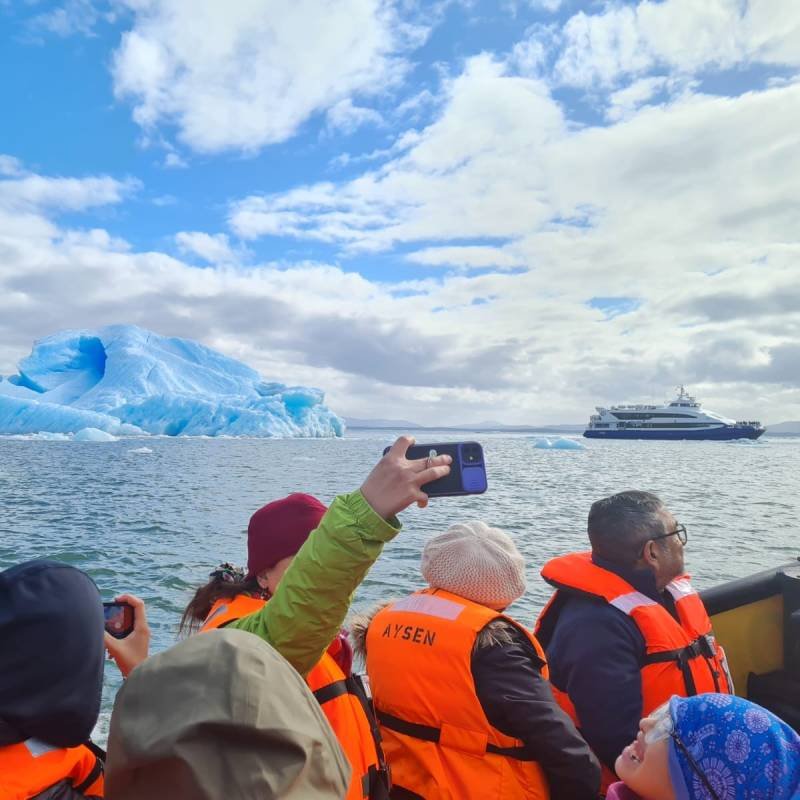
[{"left": 584, "top": 425, "right": 765, "bottom": 440}]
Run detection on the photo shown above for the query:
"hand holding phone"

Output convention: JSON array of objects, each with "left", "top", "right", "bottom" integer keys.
[
  {"left": 361, "top": 435, "right": 453, "bottom": 519},
  {"left": 103, "top": 601, "right": 135, "bottom": 639},
  {"left": 382, "top": 441, "right": 487, "bottom": 498},
  {"left": 103, "top": 594, "right": 150, "bottom": 678}
]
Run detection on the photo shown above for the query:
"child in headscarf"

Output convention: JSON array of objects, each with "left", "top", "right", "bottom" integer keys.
[{"left": 610, "top": 692, "right": 800, "bottom": 800}]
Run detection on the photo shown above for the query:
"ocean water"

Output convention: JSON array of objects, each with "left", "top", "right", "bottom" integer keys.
[{"left": 1, "top": 430, "right": 798, "bottom": 740}]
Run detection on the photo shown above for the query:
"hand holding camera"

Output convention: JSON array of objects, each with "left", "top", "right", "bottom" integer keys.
[{"left": 104, "top": 593, "right": 150, "bottom": 679}]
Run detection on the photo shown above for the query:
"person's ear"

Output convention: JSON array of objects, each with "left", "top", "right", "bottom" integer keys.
[{"left": 641, "top": 540, "right": 658, "bottom": 567}]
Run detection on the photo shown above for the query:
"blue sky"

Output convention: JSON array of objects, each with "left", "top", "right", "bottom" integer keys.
[
  {"left": 3, "top": 0, "right": 570, "bottom": 277},
  {"left": 1, "top": 0, "right": 799, "bottom": 424}
]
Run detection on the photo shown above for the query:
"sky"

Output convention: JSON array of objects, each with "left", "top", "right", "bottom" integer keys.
[{"left": 0, "top": 0, "right": 798, "bottom": 426}]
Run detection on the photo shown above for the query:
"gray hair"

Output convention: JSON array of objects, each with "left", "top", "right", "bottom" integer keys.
[{"left": 587, "top": 490, "right": 667, "bottom": 567}]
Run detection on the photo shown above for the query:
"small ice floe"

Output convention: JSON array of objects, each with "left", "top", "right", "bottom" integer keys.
[
  {"left": 533, "top": 437, "right": 586, "bottom": 450},
  {"left": 74, "top": 427, "right": 117, "bottom": 442},
  {"left": 30, "top": 431, "right": 71, "bottom": 441},
  {"left": 128, "top": 446, "right": 154, "bottom": 454}
]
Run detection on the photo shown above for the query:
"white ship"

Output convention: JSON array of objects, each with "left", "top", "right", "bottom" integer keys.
[{"left": 584, "top": 386, "right": 764, "bottom": 440}]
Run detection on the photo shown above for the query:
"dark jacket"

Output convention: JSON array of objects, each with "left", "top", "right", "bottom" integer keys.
[
  {"left": 352, "top": 605, "right": 601, "bottom": 800},
  {"left": 472, "top": 621, "right": 601, "bottom": 800},
  {"left": 541, "top": 557, "right": 679, "bottom": 772}
]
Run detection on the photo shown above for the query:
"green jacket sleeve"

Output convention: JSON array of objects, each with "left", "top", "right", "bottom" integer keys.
[{"left": 229, "top": 489, "right": 400, "bottom": 676}]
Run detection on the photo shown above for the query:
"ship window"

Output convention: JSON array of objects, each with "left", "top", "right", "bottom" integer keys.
[{"left": 612, "top": 412, "right": 698, "bottom": 420}]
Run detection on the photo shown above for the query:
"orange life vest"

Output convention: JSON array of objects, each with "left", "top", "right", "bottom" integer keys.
[
  {"left": 200, "top": 595, "right": 389, "bottom": 800},
  {"left": 0, "top": 739, "right": 104, "bottom": 800},
  {"left": 366, "top": 588, "right": 551, "bottom": 800},
  {"left": 536, "top": 552, "right": 733, "bottom": 790}
]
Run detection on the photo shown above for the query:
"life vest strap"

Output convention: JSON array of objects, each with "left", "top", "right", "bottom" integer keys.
[
  {"left": 376, "top": 711, "right": 534, "bottom": 761},
  {"left": 313, "top": 676, "right": 358, "bottom": 706},
  {"left": 313, "top": 675, "right": 391, "bottom": 799},
  {"left": 83, "top": 739, "right": 107, "bottom": 761},
  {"left": 389, "top": 786, "right": 426, "bottom": 800},
  {"left": 641, "top": 634, "right": 716, "bottom": 665},
  {"left": 641, "top": 636, "right": 726, "bottom": 695},
  {"left": 73, "top": 754, "right": 104, "bottom": 793}
]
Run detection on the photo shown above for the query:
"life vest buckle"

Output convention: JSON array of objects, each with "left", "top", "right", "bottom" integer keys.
[{"left": 699, "top": 634, "right": 717, "bottom": 659}]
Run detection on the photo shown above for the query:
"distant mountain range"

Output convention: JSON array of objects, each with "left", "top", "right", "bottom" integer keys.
[
  {"left": 766, "top": 421, "right": 800, "bottom": 434},
  {"left": 345, "top": 417, "right": 800, "bottom": 434},
  {"left": 344, "top": 417, "right": 584, "bottom": 432}
]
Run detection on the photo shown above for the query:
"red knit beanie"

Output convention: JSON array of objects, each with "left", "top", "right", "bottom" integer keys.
[{"left": 246, "top": 493, "right": 328, "bottom": 579}]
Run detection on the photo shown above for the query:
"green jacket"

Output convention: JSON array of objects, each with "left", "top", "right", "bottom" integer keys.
[{"left": 229, "top": 490, "right": 400, "bottom": 676}]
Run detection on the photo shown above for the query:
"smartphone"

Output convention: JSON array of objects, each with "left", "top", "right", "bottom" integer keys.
[
  {"left": 103, "top": 601, "right": 134, "bottom": 639},
  {"left": 383, "top": 441, "right": 487, "bottom": 497}
]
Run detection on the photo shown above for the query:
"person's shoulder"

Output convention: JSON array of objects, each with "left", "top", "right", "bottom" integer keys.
[
  {"left": 557, "top": 591, "right": 616, "bottom": 620},
  {"left": 553, "top": 592, "right": 641, "bottom": 640}
]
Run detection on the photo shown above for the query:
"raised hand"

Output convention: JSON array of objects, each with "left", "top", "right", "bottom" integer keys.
[
  {"left": 361, "top": 435, "right": 452, "bottom": 520},
  {"left": 104, "top": 593, "right": 151, "bottom": 679}
]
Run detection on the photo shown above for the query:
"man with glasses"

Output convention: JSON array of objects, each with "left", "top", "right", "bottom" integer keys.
[{"left": 534, "top": 490, "right": 732, "bottom": 794}]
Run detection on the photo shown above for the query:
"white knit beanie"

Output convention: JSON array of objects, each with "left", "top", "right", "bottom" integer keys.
[{"left": 421, "top": 521, "right": 526, "bottom": 610}]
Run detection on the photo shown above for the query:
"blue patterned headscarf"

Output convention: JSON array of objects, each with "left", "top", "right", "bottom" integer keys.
[{"left": 668, "top": 694, "right": 800, "bottom": 800}]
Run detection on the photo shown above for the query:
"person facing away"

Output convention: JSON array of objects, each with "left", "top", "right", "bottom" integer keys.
[
  {"left": 105, "top": 628, "right": 351, "bottom": 800},
  {"left": 0, "top": 560, "right": 148, "bottom": 800},
  {"left": 176, "top": 435, "right": 453, "bottom": 800},
  {"left": 182, "top": 492, "right": 387, "bottom": 800},
  {"left": 608, "top": 693, "right": 800, "bottom": 800},
  {"left": 535, "top": 490, "right": 733, "bottom": 792},
  {"left": 353, "top": 520, "right": 601, "bottom": 800}
]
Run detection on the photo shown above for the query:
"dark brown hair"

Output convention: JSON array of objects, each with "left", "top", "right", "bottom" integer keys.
[{"left": 179, "top": 574, "right": 264, "bottom": 637}]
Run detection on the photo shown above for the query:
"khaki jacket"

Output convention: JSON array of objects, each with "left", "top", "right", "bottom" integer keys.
[{"left": 105, "top": 629, "right": 350, "bottom": 800}]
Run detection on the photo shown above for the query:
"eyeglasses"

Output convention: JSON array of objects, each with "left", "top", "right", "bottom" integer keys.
[
  {"left": 641, "top": 706, "right": 720, "bottom": 800},
  {"left": 651, "top": 523, "right": 688, "bottom": 547},
  {"left": 670, "top": 731, "right": 720, "bottom": 800},
  {"left": 639, "top": 523, "right": 687, "bottom": 558}
]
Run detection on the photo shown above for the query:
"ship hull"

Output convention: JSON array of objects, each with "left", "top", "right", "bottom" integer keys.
[{"left": 583, "top": 426, "right": 765, "bottom": 440}]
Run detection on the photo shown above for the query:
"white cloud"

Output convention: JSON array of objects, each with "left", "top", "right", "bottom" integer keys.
[
  {"left": 230, "top": 54, "right": 565, "bottom": 249},
  {"left": 326, "top": 99, "right": 383, "bottom": 134},
  {"left": 175, "top": 231, "right": 238, "bottom": 264},
  {"left": 0, "top": 162, "right": 798, "bottom": 424},
  {"left": 554, "top": 0, "right": 800, "bottom": 88},
  {"left": 228, "top": 56, "right": 800, "bottom": 279},
  {"left": 162, "top": 151, "right": 188, "bottom": 169},
  {"left": 605, "top": 75, "right": 669, "bottom": 121},
  {"left": 3, "top": 6, "right": 800, "bottom": 426},
  {"left": 407, "top": 246, "right": 524, "bottom": 269},
  {"left": 216, "top": 52, "right": 800, "bottom": 423},
  {"left": 0, "top": 155, "right": 24, "bottom": 177},
  {"left": 528, "top": 0, "right": 561, "bottom": 11},
  {"left": 112, "top": 0, "right": 424, "bottom": 154},
  {"left": 26, "top": 0, "right": 107, "bottom": 38},
  {"left": 0, "top": 165, "right": 138, "bottom": 213},
  {"left": 510, "top": 33, "right": 551, "bottom": 78},
  {"left": 394, "top": 89, "right": 438, "bottom": 120}
]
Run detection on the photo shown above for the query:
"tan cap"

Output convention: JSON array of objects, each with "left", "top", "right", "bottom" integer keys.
[{"left": 422, "top": 520, "right": 526, "bottom": 610}]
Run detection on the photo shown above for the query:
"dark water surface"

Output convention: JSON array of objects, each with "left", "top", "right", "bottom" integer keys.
[{"left": 2, "top": 431, "right": 798, "bottom": 739}]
